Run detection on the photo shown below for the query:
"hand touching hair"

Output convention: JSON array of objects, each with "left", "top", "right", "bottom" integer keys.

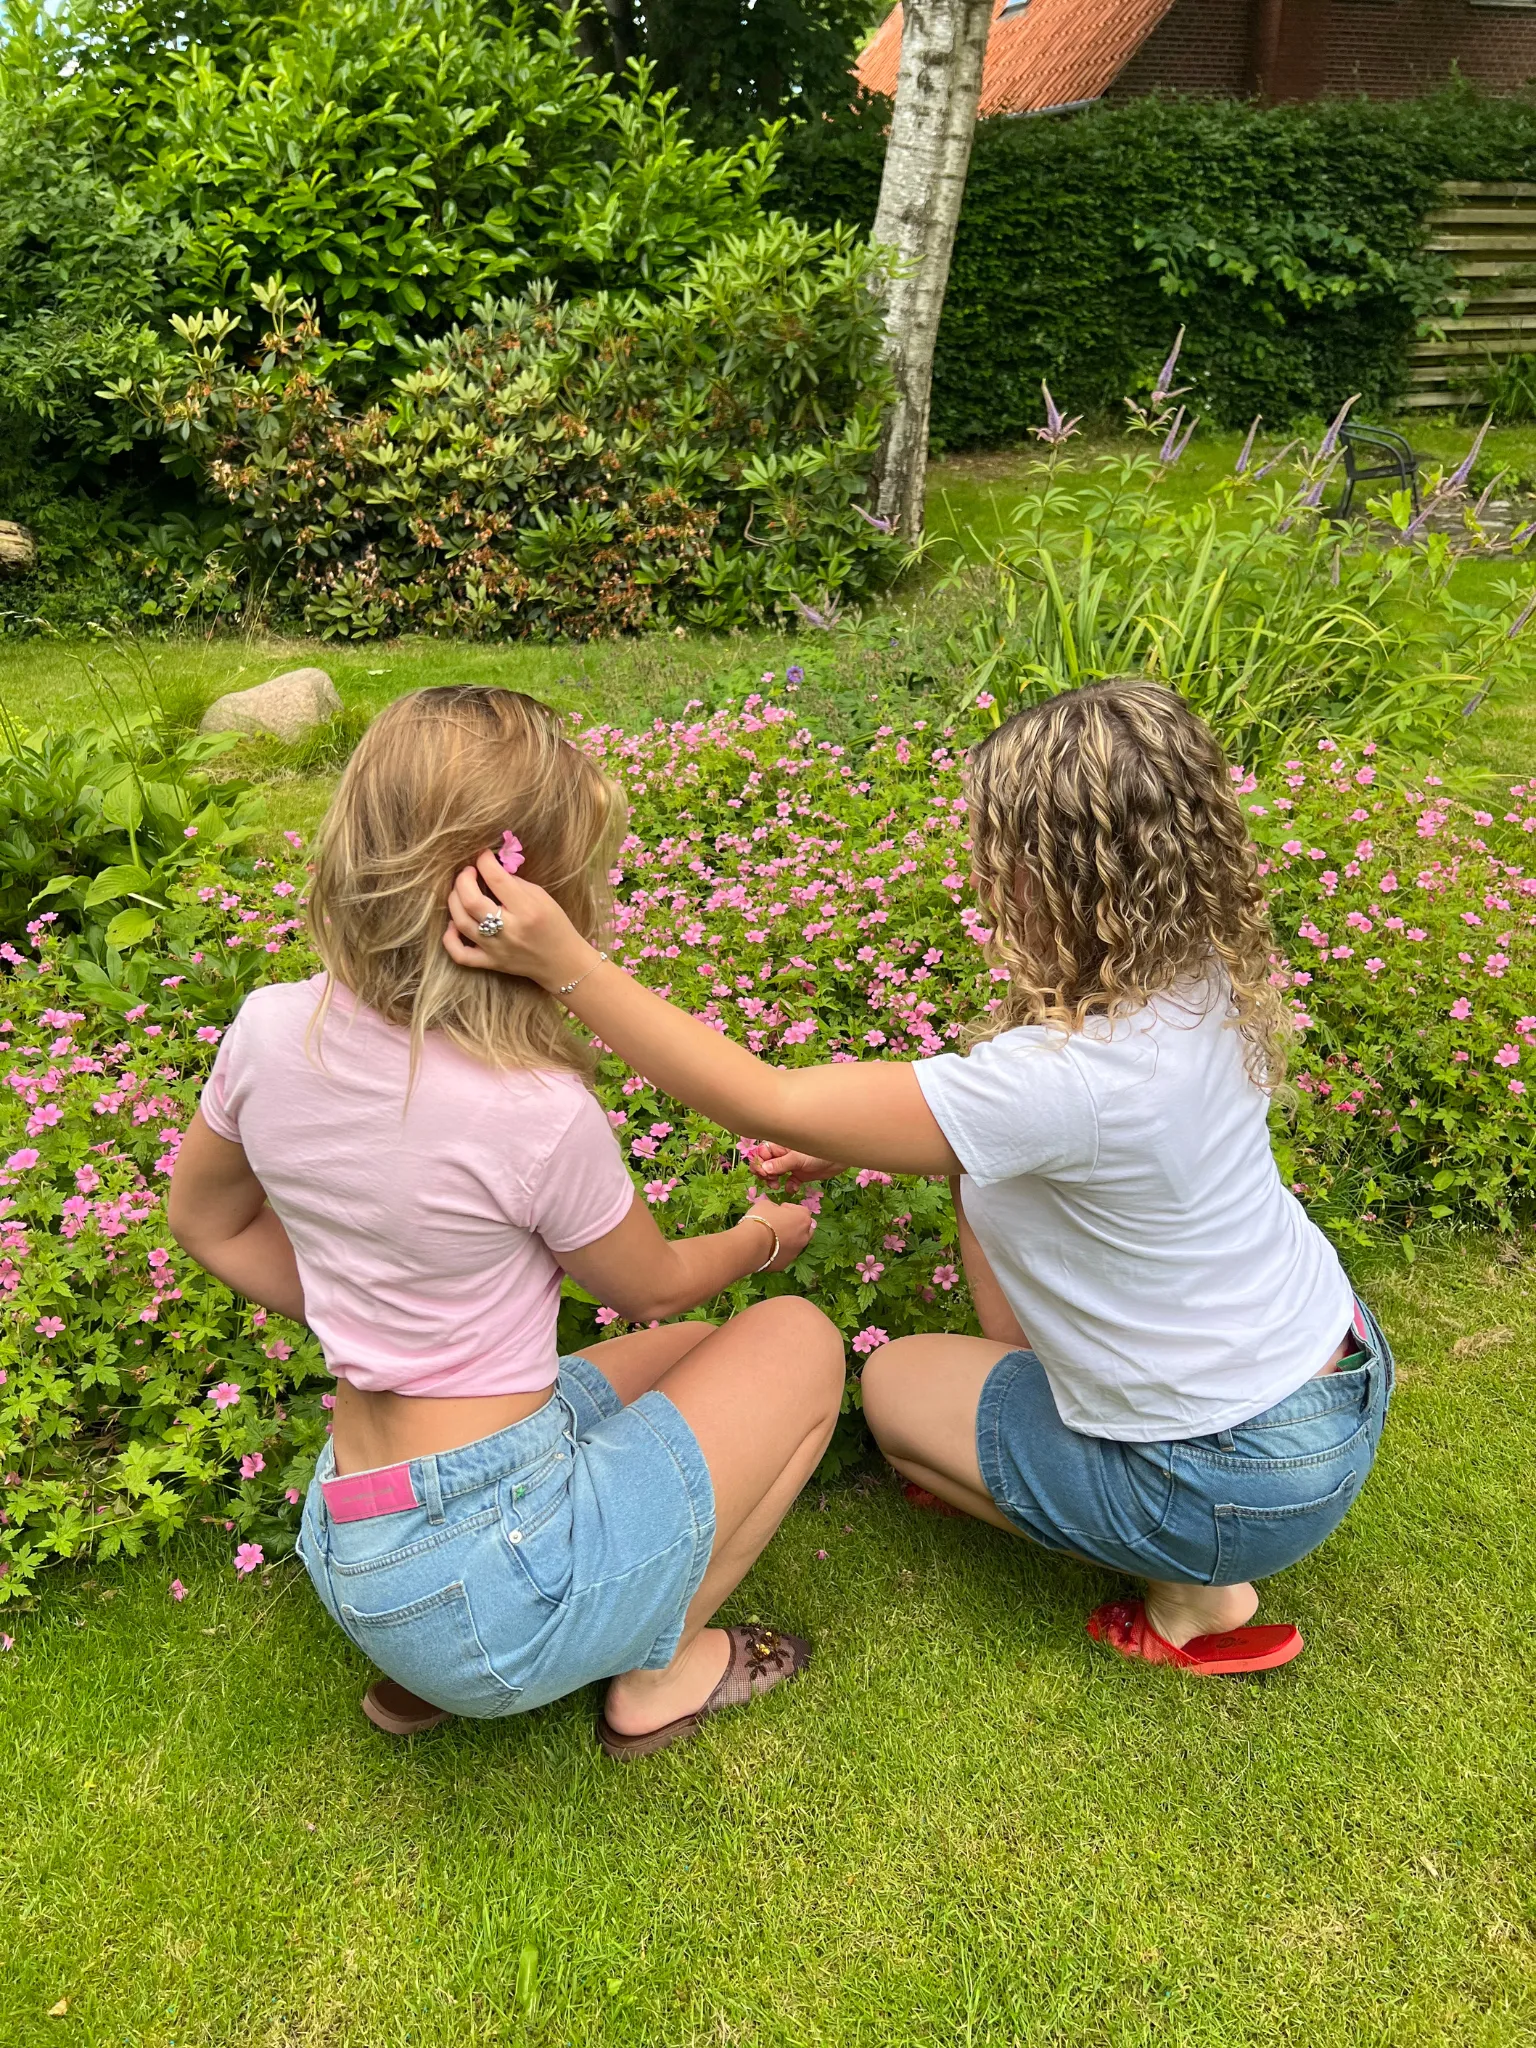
[
  {"left": 307, "top": 686, "right": 624, "bottom": 1081},
  {"left": 965, "top": 680, "right": 1291, "bottom": 1088}
]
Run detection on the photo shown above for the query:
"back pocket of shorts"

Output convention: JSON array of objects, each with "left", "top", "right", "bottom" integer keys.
[
  {"left": 338, "top": 1580, "right": 523, "bottom": 1720},
  {"left": 1213, "top": 1470, "right": 1363, "bottom": 1586}
]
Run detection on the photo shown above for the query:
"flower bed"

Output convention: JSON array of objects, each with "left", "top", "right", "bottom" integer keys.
[{"left": 2, "top": 692, "right": 1532, "bottom": 1599}]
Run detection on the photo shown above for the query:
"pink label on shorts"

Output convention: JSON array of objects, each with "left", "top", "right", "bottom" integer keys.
[{"left": 321, "top": 1462, "right": 420, "bottom": 1522}]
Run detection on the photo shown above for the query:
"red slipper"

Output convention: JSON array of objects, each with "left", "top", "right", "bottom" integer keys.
[
  {"left": 1085, "top": 1598, "right": 1304, "bottom": 1676},
  {"left": 900, "top": 1480, "right": 970, "bottom": 1519}
]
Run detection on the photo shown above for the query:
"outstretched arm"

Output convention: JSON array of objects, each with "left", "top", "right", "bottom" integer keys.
[
  {"left": 560, "top": 1191, "right": 816, "bottom": 1326},
  {"left": 444, "top": 856, "right": 963, "bottom": 1180}
]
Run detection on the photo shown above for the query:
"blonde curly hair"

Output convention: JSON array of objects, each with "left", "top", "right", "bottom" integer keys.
[{"left": 964, "top": 680, "right": 1291, "bottom": 1088}]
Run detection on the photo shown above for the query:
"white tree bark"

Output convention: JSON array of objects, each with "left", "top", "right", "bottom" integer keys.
[{"left": 869, "top": 0, "right": 993, "bottom": 539}]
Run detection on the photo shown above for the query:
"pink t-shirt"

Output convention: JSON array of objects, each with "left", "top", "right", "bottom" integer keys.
[{"left": 198, "top": 975, "right": 636, "bottom": 1395}]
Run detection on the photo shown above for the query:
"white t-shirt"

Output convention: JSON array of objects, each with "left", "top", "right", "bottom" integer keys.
[{"left": 914, "top": 984, "right": 1353, "bottom": 1443}]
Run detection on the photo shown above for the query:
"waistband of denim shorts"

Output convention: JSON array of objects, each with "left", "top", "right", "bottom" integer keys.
[
  {"left": 314, "top": 1382, "right": 574, "bottom": 1520},
  {"left": 1252, "top": 1293, "right": 1392, "bottom": 1424}
]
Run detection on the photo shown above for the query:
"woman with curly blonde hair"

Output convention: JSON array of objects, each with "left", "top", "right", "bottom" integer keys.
[{"left": 448, "top": 680, "right": 1393, "bottom": 1677}]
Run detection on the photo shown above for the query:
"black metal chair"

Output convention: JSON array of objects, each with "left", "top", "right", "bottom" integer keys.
[{"left": 1332, "top": 423, "right": 1421, "bottom": 521}]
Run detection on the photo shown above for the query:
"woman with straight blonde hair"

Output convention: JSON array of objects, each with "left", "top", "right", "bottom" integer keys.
[
  {"left": 169, "top": 686, "right": 841, "bottom": 1758},
  {"left": 446, "top": 679, "right": 1394, "bottom": 1677}
]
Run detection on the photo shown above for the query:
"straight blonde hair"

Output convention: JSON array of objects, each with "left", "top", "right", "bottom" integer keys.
[
  {"left": 964, "top": 679, "right": 1291, "bottom": 1088},
  {"left": 306, "top": 686, "right": 624, "bottom": 1081}
]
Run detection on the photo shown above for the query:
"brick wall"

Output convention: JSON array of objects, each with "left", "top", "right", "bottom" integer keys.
[
  {"left": 1103, "top": 0, "right": 1251, "bottom": 99},
  {"left": 1326, "top": 2, "right": 1536, "bottom": 97},
  {"left": 1102, "top": 0, "right": 1536, "bottom": 103}
]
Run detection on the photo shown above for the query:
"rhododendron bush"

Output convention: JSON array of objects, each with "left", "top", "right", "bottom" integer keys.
[{"left": 1, "top": 694, "right": 1532, "bottom": 1596}]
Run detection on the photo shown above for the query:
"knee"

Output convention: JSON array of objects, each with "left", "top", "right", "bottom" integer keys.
[
  {"left": 749, "top": 1295, "right": 845, "bottom": 1408},
  {"left": 858, "top": 1337, "right": 922, "bottom": 1445}
]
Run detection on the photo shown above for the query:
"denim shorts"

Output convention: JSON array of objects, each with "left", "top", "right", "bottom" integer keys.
[
  {"left": 976, "top": 1300, "right": 1394, "bottom": 1587},
  {"left": 296, "top": 1353, "right": 715, "bottom": 1717}
]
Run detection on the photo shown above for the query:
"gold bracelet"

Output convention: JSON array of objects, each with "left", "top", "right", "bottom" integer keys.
[
  {"left": 742, "top": 1213, "right": 780, "bottom": 1273},
  {"left": 555, "top": 950, "right": 608, "bottom": 998}
]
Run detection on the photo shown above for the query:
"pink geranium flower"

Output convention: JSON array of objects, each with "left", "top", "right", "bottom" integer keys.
[
  {"left": 498, "top": 832, "right": 524, "bottom": 874},
  {"left": 233, "top": 1543, "right": 264, "bottom": 1577},
  {"left": 209, "top": 1382, "right": 241, "bottom": 1410}
]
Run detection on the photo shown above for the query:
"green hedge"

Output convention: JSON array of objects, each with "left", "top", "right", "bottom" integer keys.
[{"left": 777, "top": 86, "right": 1536, "bottom": 444}]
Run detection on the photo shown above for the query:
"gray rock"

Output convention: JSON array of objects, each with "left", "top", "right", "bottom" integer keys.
[
  {"left": 200, "top": 666, "right": 341, "bottom": 743},
  {"left": 0, "top": 521, "right": 37, "bottom": 574}
]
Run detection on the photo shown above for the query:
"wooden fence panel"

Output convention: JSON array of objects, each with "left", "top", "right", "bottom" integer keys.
[{"left": 1406, "top": 180, "right": 1536, "bottom": 410}]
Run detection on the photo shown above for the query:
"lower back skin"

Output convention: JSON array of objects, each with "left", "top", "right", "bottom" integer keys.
[{"left": 331, "top": 1378, "right": 554, "bottom": 1475}]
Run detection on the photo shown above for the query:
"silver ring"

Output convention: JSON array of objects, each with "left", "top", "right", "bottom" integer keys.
[{"left": 477, "top": 910, "right": 504, "bottom": 938}]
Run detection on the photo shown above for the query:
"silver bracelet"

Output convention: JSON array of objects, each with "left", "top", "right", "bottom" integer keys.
[
  {"left": 742, "top": 1214, "right": 780, "bottom": 1273},
  {"left": 555, "top": 951, "right": 608, "bottom": 997}
]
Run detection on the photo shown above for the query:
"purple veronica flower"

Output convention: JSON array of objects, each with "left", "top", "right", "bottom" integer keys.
[
  {"left": 1233, "top": 415, "right": 1263, "bottom": 476},
  {"left": 1507, "top": 584, "right": 1536, "bottom": 638},
  {"left": 792, "top": 593, "right": 842, "bottom": 631},
  {"left": 1152, "top": 327, "right": 1186, "bottom": 409},
  {"left": 1252, "top": 439, "right": 1301, "bottom": 482},
  {"left": 1033, "top": 381, "right": 1082, "bottom": 448},
  {"left": 1446, "top": 415, "right": 1493, "bottom": 494},
  {"left": 1158, "top": 406, "right": 1197, "bottom": 465},
  {"left": 854, "top": 505, "right": 895, "bottom": 534},
  {"left": 1316, "top": 394, "right": 1359, "bottom": 462}
]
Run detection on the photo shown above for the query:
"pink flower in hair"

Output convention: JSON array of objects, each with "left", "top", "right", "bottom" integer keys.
[{"left": 498, "top": 832, "right": 525, "bottom": 874}]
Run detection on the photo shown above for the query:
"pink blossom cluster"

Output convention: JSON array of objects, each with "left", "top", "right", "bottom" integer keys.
[{"left": 2, "top": 705, "right": 1533, "bottom": 1596}]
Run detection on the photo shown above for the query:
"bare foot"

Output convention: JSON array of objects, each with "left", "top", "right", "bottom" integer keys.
[
  {"left": 602, "top": 1627, "right": 733, "bottom": 1737},
  {"left": 1144, "top": 1580, "right": 1260, "bottom": 1649}
]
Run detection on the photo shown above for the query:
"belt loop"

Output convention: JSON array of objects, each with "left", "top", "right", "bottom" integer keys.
[
  {"left": 1215, "top": 1426, "right": 1237, "bottom": 1451},
  {"left": 417, "top": 1455, "right": 445, "bottom": 1524}
]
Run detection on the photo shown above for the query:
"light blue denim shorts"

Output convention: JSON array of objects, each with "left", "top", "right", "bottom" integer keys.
[
  {"left": 297, "top": 1353, "right": 715, "bottom": 1717},
  {"left": 976, "top": 1299, "right": 1394, "bottom": 1587}
]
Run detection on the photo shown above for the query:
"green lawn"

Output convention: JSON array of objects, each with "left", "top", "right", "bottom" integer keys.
[
  {"left": 5, "top": 445, "right": 1536, "bottom": 2045},
  {"left": 924, "top": 428, "right": 1536, "bottom": 782},
  {"left": 5, "top": 424, "right": 1530, "bottom": 838},
  {"left": 4, "top": 1241, "right": 1535, "bottom": 2046}
]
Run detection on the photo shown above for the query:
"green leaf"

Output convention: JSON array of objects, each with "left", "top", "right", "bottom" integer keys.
[
  {"left": 103, "top": 906, "right": 158, "bottom": 949},
  {"left": 84, "top": 864, "right": 155, "bottom": 909},
  {"left": 100, "top": 779, "right": 144, "bottom": 832}
]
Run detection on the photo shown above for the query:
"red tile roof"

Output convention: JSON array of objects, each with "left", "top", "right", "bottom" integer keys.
[{"left": 857, "top": 0, "right": 1181, "bottom": 117}]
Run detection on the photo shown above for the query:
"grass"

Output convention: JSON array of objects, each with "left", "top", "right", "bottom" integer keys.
[
  {"left": 4, "top": 421, "right": 1534, "bottom": 829},
  {"left": 4, "top": 1240, "right": 1535, "bottom": 2046},
  {"left": 0, "top": 627, "right": 831, "bottom": 840},
  {"left": 4, "top": 438, "right": 1536, "bottom": 2045},
  {"left": 924, "top": 428, "right": 1536, "bottom": 784}
]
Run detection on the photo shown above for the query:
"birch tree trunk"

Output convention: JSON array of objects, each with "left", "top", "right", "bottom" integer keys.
[{"left": 869, "top": 0, "right": 993, "bottom": 539}]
